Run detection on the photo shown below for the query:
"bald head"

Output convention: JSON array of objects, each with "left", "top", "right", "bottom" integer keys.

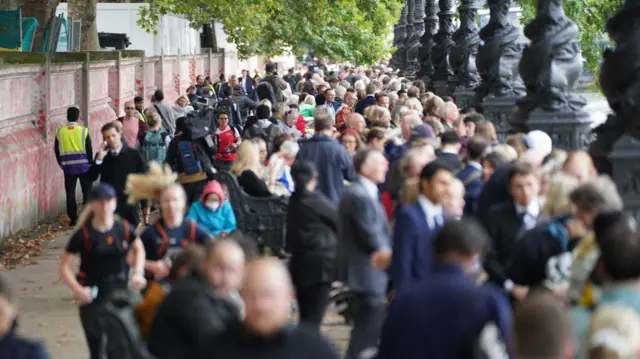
[
  {"left": 347, "top": 112, "right": 366, "bottom": 134},
  {"left": 242, "top": 258, "right": 293, "bottom": 335},
  {"left": 563, "top": 150, "right": 596, "bottom": 183},
  {"left": 204, "top": 239, "right": 246, "bottom": 294}
]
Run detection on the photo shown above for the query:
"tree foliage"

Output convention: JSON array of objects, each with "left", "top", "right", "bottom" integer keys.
[
  {"left": 515, "top": 0, "right": 622, "bottom": 80},
  {"left": 138, "top": 0, "right": 404, "bottom": 65}
]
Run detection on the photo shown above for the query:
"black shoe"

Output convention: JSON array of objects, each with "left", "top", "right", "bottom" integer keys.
[{"left": 69, "top": 220, "right": 77, "bottom": 227}]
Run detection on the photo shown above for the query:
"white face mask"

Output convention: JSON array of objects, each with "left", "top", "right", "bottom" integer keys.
[{"left": 205, "top": 201, "right": 220, "bottom": 211}]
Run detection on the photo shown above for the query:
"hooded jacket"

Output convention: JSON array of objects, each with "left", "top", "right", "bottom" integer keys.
[{"left": 186, "top": 181, "right": 237, "bottom": 237}]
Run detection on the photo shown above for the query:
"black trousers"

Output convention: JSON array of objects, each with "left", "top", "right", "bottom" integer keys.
[
  {"left": 116, "top": 201, "right": 140, "bottom": 228},
  {"left": 64, "top": 172, "right": 92, "bottom": 224},
  {"left": 214, "top": 159, "right": 233, "bottom": 172},
  {"left": 295, "top": 283, "right": 331, "bottom": 332},
  {"left": 79, "top": 301, "right": 110, "bottom": 359},
  {"left": 345, "top": 293, "right": 385, "bottom": 359}
]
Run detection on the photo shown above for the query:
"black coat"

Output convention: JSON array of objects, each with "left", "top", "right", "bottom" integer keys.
[
  {"left": 484, "top": 201, "right": 524, "bottom": 287},
  {"left": 476, "top": 163, "right": 514, "bottom": 230},
  {"left": 286, "top": 189, "right": 338, "bottom": 288},
  {"left": 435, "top": 151, "right": 462, "bottom": 173},
  {"left": 147, "top": 274, "right": 239, "bottom": 359},
  {"left": 88, "top": 141, "right": 145, "bottom": 205}
]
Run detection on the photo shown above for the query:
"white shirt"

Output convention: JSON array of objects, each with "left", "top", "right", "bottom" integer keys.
[
  {"left": 359, "top": 176, "right": 379, "bottom": 199},
  {"left": 515, "top": 200, "right": 540, "bottom": 231},
  {"left": 417, "top": 194, "right": 444, "bottom": 230}
]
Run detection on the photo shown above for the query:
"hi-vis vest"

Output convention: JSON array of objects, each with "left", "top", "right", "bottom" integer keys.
[{"left": 56, "top": 125, "right": 90, "bottom": 174}]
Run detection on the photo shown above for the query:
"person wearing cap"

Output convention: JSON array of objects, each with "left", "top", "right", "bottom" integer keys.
[
  {"left": 58, "top": 183, "right": 146, "bottom": 359},
  {"left": 55, "top": 106, "right": 93, "bottom": 227},
  {"left": 89, "top": 121, "right": 146, "bottom": 227}
]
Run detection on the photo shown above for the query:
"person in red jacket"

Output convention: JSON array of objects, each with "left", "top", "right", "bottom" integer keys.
[{"left": 214, "top": 111, "right": 241, "bottom": 171}]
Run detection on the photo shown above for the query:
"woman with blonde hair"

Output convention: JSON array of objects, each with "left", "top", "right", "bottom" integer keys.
[
  {"left": 231, "top": 141, "right": 271, "bottom": 197},
  {"left": 506, "top": 133, "right": 528, "bottom": 157},
  {"left": 587, "top": 305, "right": 640, "bottom": 359},
  {"left": 299, "top": 95, "right": 316, "bottom": 119},
  {"left": 173, "top": 95, "right": 194, "bottom": 118},
  {"left": 58, "top": 183, "right": 147, "bottom": 359},
  {"left": 474, "top": 120, "right": 499, "bottom": 145},
  {"left": 403, "top": 97, "right": 423, "bottom": 114},
  {"left": 369, "top": 106, "right": 393, "bottom": 128}
]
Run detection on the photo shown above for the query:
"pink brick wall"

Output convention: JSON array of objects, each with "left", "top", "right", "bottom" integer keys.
[{"left": 0, "top": 51, "right": 223, "bottom": 239}]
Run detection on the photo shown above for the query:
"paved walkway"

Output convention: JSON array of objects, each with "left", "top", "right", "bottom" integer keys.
[{"left": 2, "top": 226, "right": 350, "bottom": 359}]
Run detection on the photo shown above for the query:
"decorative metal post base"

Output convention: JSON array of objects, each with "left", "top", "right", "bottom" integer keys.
[
  {"left": 434, "top": 81, "right": 454, "bottom": 98},
  {"left": 610, "top": 134, "right": 640, "bottom": 222},
  {"left": 453, "top": 87, "right": 476, "bottom": 109},
  {"left": 525, "top": 108, "right": 593, "bottom": 150},
  {"left": 482, "top": 95, "right": 520, "bottom": 142}
]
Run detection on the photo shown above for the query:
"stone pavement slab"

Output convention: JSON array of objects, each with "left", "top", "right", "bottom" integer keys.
[{"left": 2, "top": 229, "right": 350, "bottom": 359}]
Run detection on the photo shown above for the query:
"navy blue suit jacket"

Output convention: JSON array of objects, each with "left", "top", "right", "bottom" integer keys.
[
  {"left": 378, "top": 263, "right": 514, "bottom": 359},
  {"left": 457, "top": 165, "right": 484, "bottom": 216},
  {"left": 0, "top": 332, "right": 51, "bottom": 359},
  {"left": 354, "top": 95, "right": 376, "bottom": 115},
  {"left": 392, "top": 202, "right": 443, "bottom": 291}
]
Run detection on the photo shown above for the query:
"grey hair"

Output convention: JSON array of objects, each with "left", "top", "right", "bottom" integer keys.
[
  {"left": 569, "top": 175, "right": 623, "bottom": 214},
  {"left": 401, "top": 109, "right": 422, "bottom": 128}
]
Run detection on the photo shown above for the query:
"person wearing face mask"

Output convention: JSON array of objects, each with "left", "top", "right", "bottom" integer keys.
[
  {"left": 378, "top": 219, "right": 514, "bottom": 359},
  {"left": 187, "top": 180, "right": 237, "bottom": 237},
  {"left": 0, "top": 275, "right": 52, "bottom": 359},
  {"left": 58, "top": 184, "right": 147, "bottom": 359}
]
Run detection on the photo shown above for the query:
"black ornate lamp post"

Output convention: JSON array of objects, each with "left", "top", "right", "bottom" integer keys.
[
  {"left": 471, "top": 0, "right": 524, "bottom": 141},
  {"left": 418, "top": 0, "right": 439, "bottom": 83},
  {"left": 589, "top": 0, "right": 640, "bottom": 218},
  {"left": 405, "top": 0, "right": 426, "bottom": 79},
  {"left": 401, "top": 1, "right": 415, "bottom": 75},
  {"left": 450, "top": 0, "right": 481, "bottom": 108},
  {"left": 510, "top": 0, "right": 590, "bottom": 150},
  {"left": 390, "top": 4, "right": 409, "bottom": 71},
  {"left": 431, "top": 0, "right": 456, "bottom": 96}
]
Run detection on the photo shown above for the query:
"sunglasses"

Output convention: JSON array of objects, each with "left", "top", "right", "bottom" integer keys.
[{"left": 125, "top": 107, "right": 135, "bottom": 110}]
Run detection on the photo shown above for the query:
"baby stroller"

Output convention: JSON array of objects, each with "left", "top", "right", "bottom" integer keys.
[{"left": 329, "top": 281, "right": 396, "bottom": 325}]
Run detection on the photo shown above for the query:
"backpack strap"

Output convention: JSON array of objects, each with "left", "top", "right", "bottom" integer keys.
[
  {"left": 81, "top": 224, "right": 90, "bottom": 256},
  {"left": 189, "top": 220, "right": 197, "bottom": 242},
  {"left": 154, "top": 221, "right": 169, "bottom": 258}
]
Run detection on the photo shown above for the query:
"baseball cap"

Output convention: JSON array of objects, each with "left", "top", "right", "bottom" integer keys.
[
  {"left": 524, "top": 130, "right": 552, "bottom": 157},
  {"left": 411, "top": 124, "right": 435, "bottom": 140},
  {"left": 88, "top": 184, "right": 117, "bottom": 202}
]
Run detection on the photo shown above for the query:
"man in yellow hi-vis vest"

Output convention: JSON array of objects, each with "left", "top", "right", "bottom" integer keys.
[{"left": 54, "top": 107, "right": 93, "bottom": 226}]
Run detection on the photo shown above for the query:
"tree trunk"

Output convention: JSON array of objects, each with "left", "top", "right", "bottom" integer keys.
[
  {"left": 68, "top": 0, "right": 99, "bottom": 51},
  {"left": 0, "top": 0, "right": 18, "bottom": 10},
  {"left": 19, "top": 0, "right": 60, "bottom": 51}
]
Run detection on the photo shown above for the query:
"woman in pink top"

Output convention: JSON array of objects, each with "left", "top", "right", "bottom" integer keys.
[{"left": 118, "top": 100, "right": 147, "bottom": 149}]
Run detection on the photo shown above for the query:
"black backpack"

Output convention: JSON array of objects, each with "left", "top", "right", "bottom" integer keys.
[{"left": 99, "top": 290, "right": 155, "bottom": 359}]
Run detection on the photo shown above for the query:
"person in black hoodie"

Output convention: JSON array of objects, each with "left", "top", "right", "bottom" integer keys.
[
  {"left": 286, "top": 161, "right": 338, "bottom": 332},
  {"left": 196, "top": 258, "right": 339, "bottom": 359},
  {"left": 147, "top": 240, "right": 240, "bottom": 359},
  {"left": 89, "top": 122, "right": 145, "bottom": 227}
]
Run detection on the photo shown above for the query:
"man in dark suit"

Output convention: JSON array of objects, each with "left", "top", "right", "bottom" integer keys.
[
  {"left": 337, "top": 149, "right": 392, "bottom": 359},
  {"left": 354, "top": 83, "right": 377, "bottom": 116},
  {"left": 456, "top": 136, "right": 489, "bottom": 216},
  {"left": 392, "top": 161, "right": 454, "bottom": 291},
  {"left": 436, "top": 131, "right": 462, "bottom": 172},
  {"left": 484, "top": 161, "right": 542, "bottom": 301}
]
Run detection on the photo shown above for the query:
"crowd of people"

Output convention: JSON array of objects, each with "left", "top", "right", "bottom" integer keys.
[{"left": 1, "top": 62, "right": 639, "bottom": 359}]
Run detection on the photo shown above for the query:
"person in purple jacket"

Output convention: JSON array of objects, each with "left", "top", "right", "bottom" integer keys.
[{"left": 378, "top": 218, "right": 514, "bottom": 359}]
